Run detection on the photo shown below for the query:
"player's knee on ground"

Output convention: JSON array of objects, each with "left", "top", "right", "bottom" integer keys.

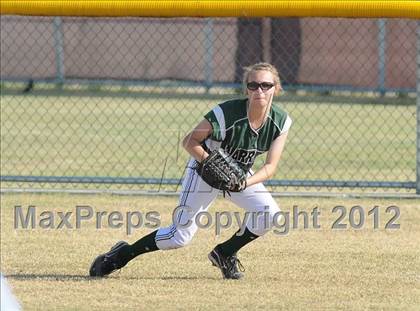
[{"left": 246, "top": 204, "right": 280, "bottom": 236}]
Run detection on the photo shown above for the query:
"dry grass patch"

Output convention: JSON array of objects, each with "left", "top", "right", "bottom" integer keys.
[{"left": 1, "top": 193, "right": 419, "bottom": 310}]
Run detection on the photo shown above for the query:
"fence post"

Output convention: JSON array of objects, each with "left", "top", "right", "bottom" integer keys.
[
  {"left": 417, "top": 20, "right": 420, "bottom": 194},
  {"left": 53, "top": 17, "right": 65, "bottom": 84},
  {"left": 261, "top": 17, "right": 272, "bottom": 63},
  {"left": 378, "top": 19, "right": 386, "bottom": 95},
  {"left": 204, "top": 18, "right": 214, "bottom": 91}
]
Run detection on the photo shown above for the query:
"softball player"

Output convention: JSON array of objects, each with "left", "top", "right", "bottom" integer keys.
[{"left": 90, "top": 62, "right": 292, "bottom": 279}]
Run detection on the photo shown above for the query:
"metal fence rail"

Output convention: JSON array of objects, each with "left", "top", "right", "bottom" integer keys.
[{"left": 0, "top": 17, "right": 418, "bottom": 194}]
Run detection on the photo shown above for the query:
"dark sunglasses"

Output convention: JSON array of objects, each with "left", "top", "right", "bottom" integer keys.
[{"left": 247, "top": 81, "right": 275, "bottom": 91}]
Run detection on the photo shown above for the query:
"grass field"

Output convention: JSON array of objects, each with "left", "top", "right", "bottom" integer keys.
[
  {"left": 1, "top": 193, "right": 419, "bottom": 310},
  {"left": 0, "top": 92, "right": 416, "bottom": 190}
]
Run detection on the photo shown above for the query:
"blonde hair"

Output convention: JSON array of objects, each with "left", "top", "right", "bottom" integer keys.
[{"left": 242, "top": 62, "right": 282, "bottom": 95}]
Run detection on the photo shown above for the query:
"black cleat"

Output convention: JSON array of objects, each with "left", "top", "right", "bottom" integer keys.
[
  {"left": 208, "top": 247, "right": 245, "bottom": 280},
  {"left": 89, "top": 241, "right": 129, "bottom": 277}
]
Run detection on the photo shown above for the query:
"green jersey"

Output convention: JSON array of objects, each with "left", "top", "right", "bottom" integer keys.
[{"left": 203, "top": 98, "right": 292, "bottom": 171}]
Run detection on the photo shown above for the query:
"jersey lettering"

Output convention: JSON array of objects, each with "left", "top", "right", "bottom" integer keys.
[{"left": 225, "top": 146, "right": 258, "bottom": 166}]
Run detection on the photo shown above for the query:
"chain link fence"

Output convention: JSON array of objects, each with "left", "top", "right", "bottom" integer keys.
[{"left": 0, "top": 17, "right": 418, "bottom": 194}]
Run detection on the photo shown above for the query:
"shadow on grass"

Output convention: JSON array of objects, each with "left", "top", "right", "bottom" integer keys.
[
  {"left": 118, "top": 275, "right": 221, "bottom": 281},
  {"left": 4, "top": 274, "right": 92, "bottom": 281},
  {"left": 4, "top": 273, "right": 220, "bottom": 281}
]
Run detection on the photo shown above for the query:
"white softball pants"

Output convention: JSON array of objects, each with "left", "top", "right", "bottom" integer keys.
[{"left": 155, "top": 159, "right": 280, "bottom": 250}]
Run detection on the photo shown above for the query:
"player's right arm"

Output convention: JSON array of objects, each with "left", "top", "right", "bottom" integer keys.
[{"left": 182, "top": 119, "right": 213, "bottom": 163}]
